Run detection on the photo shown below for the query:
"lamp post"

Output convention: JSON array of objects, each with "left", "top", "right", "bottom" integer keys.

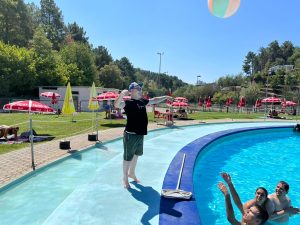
[
  {"left": 157, "top": 52, "right": 164, "bottom": 88},
  {"left": 265, "top": 69, "right": 271, "bottom": 116},
  {"left": 196, "top": 75, "right": 202, "bottom": 86}
]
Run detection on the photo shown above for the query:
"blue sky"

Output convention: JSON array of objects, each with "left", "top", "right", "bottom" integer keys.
[{"left": 26, "top": 0, "right": 300, "bottom": 84}]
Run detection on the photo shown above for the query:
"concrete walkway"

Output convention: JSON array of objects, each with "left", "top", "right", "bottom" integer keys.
[
  {"left": 0, "top": 118, "right": 295, "bottom": 188},
  {"left": 0, "top": 119, "right": 201, "bottom": 188}
]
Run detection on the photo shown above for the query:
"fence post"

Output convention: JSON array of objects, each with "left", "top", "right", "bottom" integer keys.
[{"left": 29, "top": 118, "right": 35, "bottom": 170}]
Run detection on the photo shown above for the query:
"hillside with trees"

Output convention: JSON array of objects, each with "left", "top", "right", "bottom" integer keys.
[{"left": 0, "top": 0, "right": 187, "bottom": 98}]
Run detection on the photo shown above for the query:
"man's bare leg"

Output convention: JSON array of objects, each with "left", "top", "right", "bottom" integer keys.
[
  {"left": 128, "top": 155, "right": 140, "bottom": 183},
  {"left": 123, "top": 160, "right": 131, "bottom": 188}
]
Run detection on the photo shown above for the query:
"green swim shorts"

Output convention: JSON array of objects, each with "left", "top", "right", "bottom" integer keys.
[{"left": 123, "top": 131, "right": 144, "bottom": 161}]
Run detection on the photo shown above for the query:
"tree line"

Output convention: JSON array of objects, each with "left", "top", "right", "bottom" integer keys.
[
  {"left": 1, "top": 0, "right": 300, "bottom": 106},
  {"left": 0, "top": 0, "right": 186, "bottom": 97}
]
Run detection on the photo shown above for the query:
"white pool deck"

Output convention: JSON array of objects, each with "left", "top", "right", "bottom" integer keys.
[{"left": 0, "top": 118, "right": 297, "bottom": 225}]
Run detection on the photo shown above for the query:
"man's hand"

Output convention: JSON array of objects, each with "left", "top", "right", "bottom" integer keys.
[
  {"left": 218, "top": 182, "right": 229, "bottom": 196},
  {"left": 121, "top": 89, "right": 130, "bottom": 96},
  {"left": 288, "top": 207, "right": 300, "bottom": 216},
  {"left": 221, "top": 172, "right": 232, "bottom": 184},
  {"left": 166, "top": 96, "right": 173, "bottom": 101}
]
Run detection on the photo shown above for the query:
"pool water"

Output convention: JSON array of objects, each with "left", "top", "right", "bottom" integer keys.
[{"left": 193, "top": 128, "right": 300, "bottom": 225}]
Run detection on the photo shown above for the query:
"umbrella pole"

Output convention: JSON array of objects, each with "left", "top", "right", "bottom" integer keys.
[
  {"left": 29, "top": 118, "right": 35, "bottom": 170},
  {"left": 96, "top": 112, "right": 100, "bottom": 142}
]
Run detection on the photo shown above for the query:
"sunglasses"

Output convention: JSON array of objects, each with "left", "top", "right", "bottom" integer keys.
[{"left": 132, "top": 86, "right": 142, "bottom": 91}]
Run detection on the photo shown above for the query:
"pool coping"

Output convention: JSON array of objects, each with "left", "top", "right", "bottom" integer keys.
[{"left": 159, "top": 125, "right": 294, "bottom": 225}]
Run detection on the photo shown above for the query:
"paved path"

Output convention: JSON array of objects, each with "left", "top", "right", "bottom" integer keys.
[
  {"left": 0, "top": 119, "right": 202, "bottom": 188},
  {"left": 0, "top": 118, "right": 295, "bottom": 188}
]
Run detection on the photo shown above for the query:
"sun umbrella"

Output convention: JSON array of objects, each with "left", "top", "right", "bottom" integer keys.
[
  {"left": 40, "top": 92, "right": 61, "bottom": 98},
  {"left": 3, "top": 100, "right": 55, "bottom": 170},
  {"left": 50, "top": 93, "right": 58, "bottom": 105},
  {"left": 97, "top": 92, "right": 119, "bottom": 101},
  {"left": 3, "top": 100, "right": 55, "bottom": 113},
  {"left": 206, "top": 96, "right": 212, "bottom": 108},
  {"left": 62, "top": 82, "right": 75, "bottom": 115},
  {"left": 261, "top": 97, "right": 281, "bottom": 103},
  {"left": 123, "top": 95, "right": 131, "bottom": 101},
  {"left": 172, "top": 101, "right": 189, "bottom": 107},
  {"left": 198, "top": 97, "right": 203, "bottom": 107},
  {"left": 88, "top": 82, "right": 99, "bottom": 111},
  {"left": 255, "top": 99, "right": 262, "bottom": 108},
  {"left": 225, "top": 99, "right": 230, "bottom": 107},
  {"left": 285, "top": 101, "right": 297, "bottom": 106},
  {"left": 238, "top": 96, "right": 246, "bottom": 108},
  {"left": 174, "top": 97, "right": 188, "bottom": 102}
]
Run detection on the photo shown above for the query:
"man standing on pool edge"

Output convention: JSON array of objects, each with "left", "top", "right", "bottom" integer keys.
[{"left": 114, "top": 82, "right": 172, "bottom": 188}]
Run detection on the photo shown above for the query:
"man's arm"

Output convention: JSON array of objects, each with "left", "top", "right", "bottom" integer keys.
[
  {"left": 243, "top": 199, "right": 255, "bottom": 211},
  {"left": 148, "top": 96, "right": 172, "bottom": 105},
  {"left": 218, "top": 182, "right": 241, "bottom": 225},
  {"left": 114, "top": 90, "right": 129, "bottom": 109},
  {"left": 269, "top": 207, "right": 300, "bottom": 220},
  {"left": 221, "top": 172, "right": 244, "bottom": 215}
]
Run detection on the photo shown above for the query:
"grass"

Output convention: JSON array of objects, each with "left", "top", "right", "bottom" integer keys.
[{"left": 1, "top": 110, "right": 298, "bottom": 154}]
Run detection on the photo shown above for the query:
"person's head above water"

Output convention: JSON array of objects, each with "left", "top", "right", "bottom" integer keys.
[
  {"left": 128, "top": 82, "right": 143, "bottom": 100},
  {"left": 243, "top": 205, "right": 269, "bottom": 225},
  {"left": 255, "top": 187, "right": 268, "bottom": 205}
]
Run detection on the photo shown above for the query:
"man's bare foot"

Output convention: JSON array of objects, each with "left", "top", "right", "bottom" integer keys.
[
  {"left": 128, "top": 174, "right": 140, "bottom": 183},
  {"left": 123, "top": 178, "right": 130, "bottom": 188}
]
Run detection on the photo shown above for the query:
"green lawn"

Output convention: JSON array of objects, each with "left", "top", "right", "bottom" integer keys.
[{"left": 1, "top": 110, "right": 298, "bottom": 154}]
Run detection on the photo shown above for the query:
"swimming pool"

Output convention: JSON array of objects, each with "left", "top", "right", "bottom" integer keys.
[
  {"left": 193, "top": 127, "right": 300, "bottom": 225},
  {"left": 0, "top": 122, "right": 296, "bottom": 224}
]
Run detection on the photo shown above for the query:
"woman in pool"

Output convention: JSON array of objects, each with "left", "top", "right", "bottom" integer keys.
[
  {"left": 221, "top": 172, "right": 274, "bottom": 215},
  {"left": 218, "top": 181, "right": 269, "bottom": 225}
]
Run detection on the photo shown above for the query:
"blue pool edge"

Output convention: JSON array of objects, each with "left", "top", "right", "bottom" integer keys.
[{"left": 159, "top": 125, "right": 294, "bottom": 225}]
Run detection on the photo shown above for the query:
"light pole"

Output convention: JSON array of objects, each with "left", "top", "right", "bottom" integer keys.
[
  {"left": 157, "top": 52, "right": 164, "bottom": 88},
  {"left": 197, "top": 75, "right": 202, "bottom": 86},
  {"left": 265, "top": 69, "right": 271, "bottom": 116}
]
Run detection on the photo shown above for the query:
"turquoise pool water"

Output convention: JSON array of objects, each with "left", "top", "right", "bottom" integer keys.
[
  {"left": 0, "top": 122, "right": 296, "bottom": 224},
  {"left": 193, "top": 128, "right": 300, "bottom": 225}
]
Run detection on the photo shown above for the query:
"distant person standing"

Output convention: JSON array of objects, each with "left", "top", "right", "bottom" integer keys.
[
  {"left": 114, "top": 82, "right": 172, "bottom": 188},
  {"left": 104, "top": 103, "right": 110, "bottom": 119}
]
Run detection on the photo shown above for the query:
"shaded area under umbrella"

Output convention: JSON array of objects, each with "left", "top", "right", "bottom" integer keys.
[
  {"left": 97, "top": 92, "right": 119, "bottom": 122},
  {"left": 3, "top": 100, "right": 55, "bottom": 170}
]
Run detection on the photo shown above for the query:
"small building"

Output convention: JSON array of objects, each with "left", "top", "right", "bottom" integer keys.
[{"left": 39, "top": 86, "right": 119, "bottom": 112}]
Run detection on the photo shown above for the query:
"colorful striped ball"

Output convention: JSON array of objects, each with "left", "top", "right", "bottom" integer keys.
[{"left": 208, "top": 0, "right": 240, "bottom": 18}]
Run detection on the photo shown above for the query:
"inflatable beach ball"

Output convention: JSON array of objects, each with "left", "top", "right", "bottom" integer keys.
[{"left": 208, "top": 0, "right": 240, "bottom": 18}]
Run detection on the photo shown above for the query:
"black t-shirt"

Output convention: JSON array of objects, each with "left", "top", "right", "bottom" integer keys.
[{"left": 124, "top": 98, "right": 149, "bottom": 135}]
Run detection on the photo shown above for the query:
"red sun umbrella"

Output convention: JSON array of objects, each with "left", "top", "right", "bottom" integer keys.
[
  {"left": 174, "top": 97, "right": 188, "bottom": 102},
  {"left": 97, "top": 92, "right": 119, "bottom": 101},
  {"left": 123, "top": 95, "right": 131, "bottom": 101},
  {"left": 40, "top": 92, "right": 61, "bottom": 98},
  {"left": 3, "top": 100, "right": 55, "bottom": 113},
  {"left": 228, "top": 97, "right": 233, "bottom": 104},
  {"left": 238, "top": 97, "right": 246, "bottom": 108},
  {"left": 51, "top": 93, "right": 58, "bottom": 104},
  {"left": 261, "top": 97, "right": 281, "bottom": 103},
  {"left": 206, "top": 97, "right": 212, "bottom": 108},
  {"left": 225, "top": 99, "right": 230, "bottom": 107},
  {"left": 198, "top": 97, "right": 203, "bottom": 107},
  {"left": 171, "top": 101, "right": 189, "bottom": 107},
  {"left": 255, "top": 99, "right": 262, "bottom": 108},
  {"left": 285, "top": 101, "right": 297, "bottom": 106}
]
